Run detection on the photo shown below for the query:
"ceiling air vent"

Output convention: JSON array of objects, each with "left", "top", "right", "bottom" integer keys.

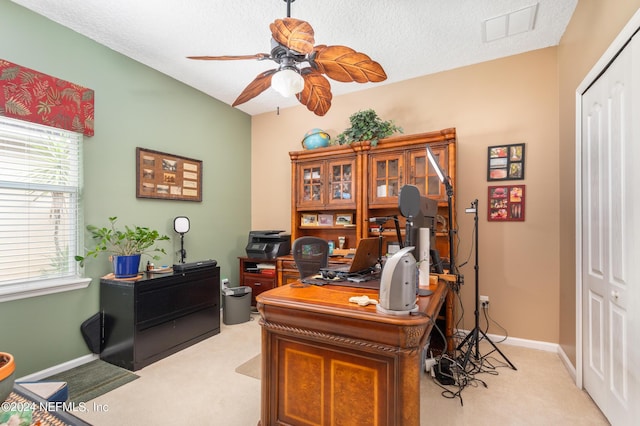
[{"left": 483, "top": 3, "right": 539, "bottom": 43}]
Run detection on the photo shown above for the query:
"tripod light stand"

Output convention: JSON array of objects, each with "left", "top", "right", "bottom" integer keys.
[{"left": 456, "top": 200, "right": 516, "bottom": 371}]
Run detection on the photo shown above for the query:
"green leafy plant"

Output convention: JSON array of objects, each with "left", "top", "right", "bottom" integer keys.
[
  {"left": 334, "top": 109, "right": 403, "bottom": 146},
  {"left": 75, "top": 216, "right": 170, "bottom": 266}
]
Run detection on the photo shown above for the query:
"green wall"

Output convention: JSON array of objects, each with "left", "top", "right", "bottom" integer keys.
[{"left": 0, "top": 2, "right": 251, "bottom": 377}]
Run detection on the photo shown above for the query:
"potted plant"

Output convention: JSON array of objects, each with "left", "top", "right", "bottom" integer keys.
[
  {"left": 0, "top": 352, "right": 15, "bottom": 403},
  {"left": 334, "top": 109, "right": 403, "bottom": 146},
  {"left": 75, "top": 216, "right": 170, "bottom": 278}
]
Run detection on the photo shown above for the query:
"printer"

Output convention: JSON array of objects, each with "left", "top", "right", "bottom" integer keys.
[{"left": 245, "top": 230, "right": 291, "bottom": 259}]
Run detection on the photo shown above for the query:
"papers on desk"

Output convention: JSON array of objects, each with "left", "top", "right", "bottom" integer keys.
[{"left": 256, "top": 263, "right": 275, "bottom": 269}]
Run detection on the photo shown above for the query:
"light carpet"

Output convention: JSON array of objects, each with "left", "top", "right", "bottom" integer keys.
[{"left": 71, "top": 316, "right": 608, "bottom": 425}]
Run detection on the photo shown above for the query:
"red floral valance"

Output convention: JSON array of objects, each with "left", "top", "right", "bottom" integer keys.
[{"left": 0, "top": 59, "right": 94, "bottom": 136}]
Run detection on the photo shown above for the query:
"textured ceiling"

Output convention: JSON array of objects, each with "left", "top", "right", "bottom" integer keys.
[{"left": 10, "top": 0, "right": 578, "bottom": 116}]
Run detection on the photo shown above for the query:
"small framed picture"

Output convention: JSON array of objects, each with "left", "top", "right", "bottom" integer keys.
[
  {"left": 488, "top": 185, "right": 525, "bottom": 221},
  {"left": 335, "top": 213, "right": 353, "bottom": 226},
  {"left": 487, "top": 143, "right": 525, "bottom": 181},
  {"left": 318, "top": 214, "right": 333, "bottom": 226},
  {"left": 301, "top": 213, "right": 318, "bottom": 226}
]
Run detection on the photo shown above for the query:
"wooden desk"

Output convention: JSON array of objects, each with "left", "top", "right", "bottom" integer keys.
[{"left": 256, "top": 279, "right": 447, "bottom": 426}]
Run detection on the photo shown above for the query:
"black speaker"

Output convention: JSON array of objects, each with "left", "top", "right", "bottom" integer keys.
[
  {"left": 80, "top": 312, "right": 102, "bottom": 354},
  {"left": 398, "top": 185, "right": 421, "bottom": 218}
]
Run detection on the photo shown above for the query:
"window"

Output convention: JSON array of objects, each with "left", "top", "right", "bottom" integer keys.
[{"left": 0, "top": 116, "right": 90, "bottom": 302}]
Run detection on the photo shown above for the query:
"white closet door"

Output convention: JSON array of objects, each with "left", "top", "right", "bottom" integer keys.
[{"left": 581, "top": 32, "right": 640, "bottom": 425}]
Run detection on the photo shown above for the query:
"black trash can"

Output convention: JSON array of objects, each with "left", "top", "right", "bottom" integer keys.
[{"left": 223, "top": 286, "right": 252, "bottom": 325}]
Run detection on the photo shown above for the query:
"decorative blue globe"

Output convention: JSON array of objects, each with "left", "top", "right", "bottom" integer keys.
[{"left": 302, "top": 128, "right": 330, "bottom": 149}]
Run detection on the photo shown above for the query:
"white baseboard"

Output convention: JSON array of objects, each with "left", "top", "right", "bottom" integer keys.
[
  {"left": 457, "top": 329, "right": 559, "bottom": 352},
  {"left": 16, "top": 353, "right": 98, "bottom": 382},
  {"left": 456, "top": 329, "right": 580, "bottom": 385},
  {"left": 557, "top": 345, "right": 577, "bottom": 383}
]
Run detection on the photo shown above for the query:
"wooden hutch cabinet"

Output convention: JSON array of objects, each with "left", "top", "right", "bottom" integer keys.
[
  {"left": 289, "top": 143, "right": 366, "bottom": 250},
  {"left": 288, "top": 128, "right": 457, "bottom": 267}
]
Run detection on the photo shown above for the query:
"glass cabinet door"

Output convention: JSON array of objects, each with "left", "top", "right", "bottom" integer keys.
[
  {"left": 369, "top": 153, "right": 403, "bottom": 205},
  {"left": 297, "top": 161, "right": 325, "bottom": 208},
  {"left": 408, "top": 146, "right": 448, "bottom": 201},
  {"left": 328, "top": 158, "right": 356, "bottom": 207},
  {"left": 426, "top": 146, "right": 448, "bottom": 201},
  {"left": 408, "top": 150, "right": 428, "bottom": 195}
]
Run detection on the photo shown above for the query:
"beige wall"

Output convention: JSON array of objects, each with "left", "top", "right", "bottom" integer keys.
[
  {"left": 557, "top": 1, "right": 640, "bottom": 364},
  {"left": 251, "top": 48, "right": 561, "bottom": 344}
]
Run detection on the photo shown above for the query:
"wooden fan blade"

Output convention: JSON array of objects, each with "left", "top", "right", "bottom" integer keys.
[
  {"left": 298, "top": 69, "right": 332, "bottom": 116},
  {"left": 232, "top": 69, "right": 277, "bottom": 107},
  {"left": 270, "top": 18, "right": 315, "bottom": 55},
  {"left": 187, "top": 54, "right": 270, "bottom": 61},
  {"left": 312, "top": 45, "right": 387, "bottom": 83}
]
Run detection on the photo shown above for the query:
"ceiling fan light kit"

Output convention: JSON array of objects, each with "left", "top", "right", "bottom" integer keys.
[
  {"left": 272, "top": 67, "right": 304, "bottom": 97},
  {"left": 187, "top": 0, "right": 387, "bottom": 116}
]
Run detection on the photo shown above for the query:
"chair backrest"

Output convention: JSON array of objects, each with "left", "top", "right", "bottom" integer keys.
[{"left": 292, "top": 237, "right": 329, "bottom": 279}]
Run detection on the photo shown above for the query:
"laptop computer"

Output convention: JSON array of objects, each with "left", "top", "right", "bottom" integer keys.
[{"left": 320, "top": 237, "right": 380, "bottom": 278}]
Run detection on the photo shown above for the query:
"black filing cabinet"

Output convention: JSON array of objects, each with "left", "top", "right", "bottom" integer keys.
[{"left": 100, "top": 266, "right": 220, "bottom": 371}]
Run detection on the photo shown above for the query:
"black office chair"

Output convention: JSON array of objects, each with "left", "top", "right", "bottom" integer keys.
[{"left": 291, "top": 236, "right": 329, "bottom": 287}]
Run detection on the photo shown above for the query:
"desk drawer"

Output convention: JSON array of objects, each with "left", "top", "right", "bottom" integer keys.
[
  {"left": 137, "top": 278, "right": 215, "bottom": 326},
  {"left": 243, "top": 274, "right": 274, "bottom": 305},
  {"left": 136, "top": 307, "right": 219, "bottom": 366},
  {"left": 281, "top": 260, "right": 296, "bottom": 269}
]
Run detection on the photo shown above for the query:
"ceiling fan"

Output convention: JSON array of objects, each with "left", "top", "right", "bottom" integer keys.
[{"left": 187, "top": 0, "right": 387, "bottom": 116}]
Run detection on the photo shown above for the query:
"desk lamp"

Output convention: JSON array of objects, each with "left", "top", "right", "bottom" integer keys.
[{"left": 174, "top": 216, "right": 190, "bottom": 263}]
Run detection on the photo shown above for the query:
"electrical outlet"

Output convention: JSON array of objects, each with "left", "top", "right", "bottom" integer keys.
[{"left": 480, "top": 295, "right": 489, "bottom": 308}]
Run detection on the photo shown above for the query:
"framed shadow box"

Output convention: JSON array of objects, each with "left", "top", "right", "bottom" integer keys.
[
  {"left": 136, "top": 147, "right": 202, "bottom": 201},
  {"left": 487, "top": 143, "right": 525, "bottom": 181},
  {"left": 488, "top": 185, "right": 525, "bottom": 221}
]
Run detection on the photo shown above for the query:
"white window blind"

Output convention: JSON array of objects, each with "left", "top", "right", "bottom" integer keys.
[{"left": 0, "top": 116, "right": 88, "bottom": 300}]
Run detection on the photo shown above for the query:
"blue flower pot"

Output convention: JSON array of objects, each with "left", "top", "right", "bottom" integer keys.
[{"left": 112, "top": 254, "right": 141, "bottom": 278}]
